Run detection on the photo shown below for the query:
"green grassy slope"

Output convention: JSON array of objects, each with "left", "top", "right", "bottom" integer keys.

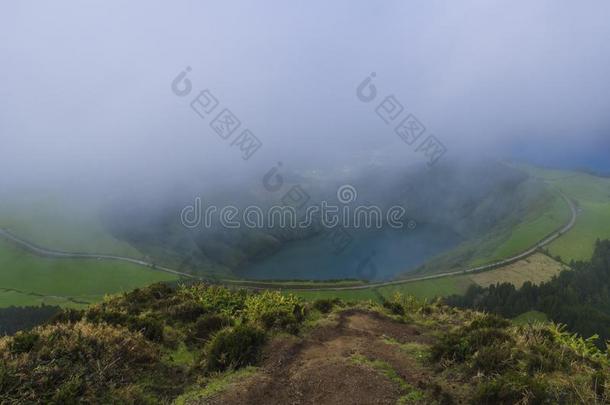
[
  {"left": 0, "top": 239, "right": 177, "bottom": 308},
  {"left": 290, "top": 276, "right": 473, "bottom": 303},
  {"left": 412, "top": 176, "right": 571, "bottom": 274},
  {"left": 522, "top": 165, "right": 610, "bottom": 262},
  {"left": 290, "top": 288, "right": 382, "bottom": 302},
  {"left": 2, "top": 283, "right": 607, "bottom": 404},
  {"left": 512, "top": 310, "right": 549, "bottom": 325},
  {"left": 0, "top": 193, "right": 141, "bottom": 257},
  {"left": 377, "top": 276, "right": 473, "bottom": 300},
  {"left": 479, "top": 191, "right": 571, "bottom": 263}
]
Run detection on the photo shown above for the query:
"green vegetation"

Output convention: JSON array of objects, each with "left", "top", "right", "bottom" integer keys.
[
  {"left": 430, "top": 310, "right": 608, "bottom": 404},
  {"left": 448, "top": 239, "right": 610, "bottom": 343},
  {"left": 377, "top": 276, "right": 473, "bottom": 301},
  {"left": 173, "top": 366, "right": 258, "bottom": 404},
  {"left": 350, "top": 354, "right": 426, "bottom": 403},
  {"left": 203, "top": 324, "right": 266, "bottom": 372},
  {"left": 1, "top": 282, "right": 609, "bottom": 403},
  {"left": 290, "top": 288, "right": 382, "bottom": 302},
  {"left": 523, "top": 164, "right": 610, "bottom": 262},
  {"left": 412, "top": 172, "right": 571, "bottom": 275},
  {"left": 482, "top": 191, "right": 571, "bottom": 262},
  {"left": 0, "top": 193, "right": 141, "bottom": 257},
  {"left": 1, "top": 321, "right": 161, "bottom": 403},
  {"left": 243, "top": 291, "right": 304, "bottom": 331},
  {"left": 223, "top": 279, "right": 368, "bottom": 288},
  {"left": 0, "top": 283, "right": 305, "bottom": 403},
  {"left": 290, "top": 276, "right": 473, "bottom": 305},
  {"left": 0, "top": 305, "right": 60, "bottom": 335},
  {"left": 512, "top": 310, "right": 549, "bottom": 325},
  {"left": 0, "top": 239, "right": 177, "bottom": 308}
]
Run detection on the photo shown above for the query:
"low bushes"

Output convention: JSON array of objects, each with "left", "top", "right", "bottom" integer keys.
[
  {"left": 431, "top": 314, "right": 513, "bottom": 366},
  {"left": 168, "top": 301, "right": 207, "bottom": 323},
  {"left": 179, "top": 284, "right": 248, "bottom": 316},
  {"left": 83, "top": 307, "right": 164, "bottom": 342},
  {"left": 8, "top": 330, "right": 40, "bottom": 355},
  {"left": 313, "top": 298, "right": 342, "bottom": 314},
  {"left": 244, "top": 291, "right": 304, "bottom": 331},
  {"left": 0, "top": 321, "right": 160, "bottom": 403},
  {"left": 432, "top": 312, "right": 610, "bottom": 403},
  {"left": 382, "top": 292, "right": 431, "bottom": 316},
  {"left": 203, "top": 324, "right": 266, "bottom": 372},
  {"left": 192, "top": 313, "right": 232, "bottom": 342},
  {"left": 474, "top": 373, "right": 550, "bottom": 404}
]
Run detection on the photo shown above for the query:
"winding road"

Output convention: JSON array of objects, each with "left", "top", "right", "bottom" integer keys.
[
  {"left": 0, "top": 228, "right": 200, "bottom": 280},
  {"left": 0, "top": 192, "right": 578, "bottom": 295}
]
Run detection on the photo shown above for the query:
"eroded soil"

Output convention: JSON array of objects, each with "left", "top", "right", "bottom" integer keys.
[{"left": 199, "top": 309, "right": 461, "bottom": 405}]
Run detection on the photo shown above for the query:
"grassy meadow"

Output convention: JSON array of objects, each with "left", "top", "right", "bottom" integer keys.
[
  {"left": 468, "top": 253, "right": 568, "bottom": 288},
  {"left": 483, "top": 192, "right": 571, "bottom": 262},
  {"left": 0, "top": 239, "right": 178, "bottom": 308},
  {"left": 524, "top": 165, "right": 610, "bottom": 262},
  {"left": 290, "top": 276, "right": 474, "bottom": 303},
  {"left": 0, "top": 192, "right": 141, "bottom": 257}
]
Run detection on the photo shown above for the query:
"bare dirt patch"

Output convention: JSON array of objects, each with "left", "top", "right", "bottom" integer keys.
[{"left": 200, "top": 309, "right": 447, "bottom": 405}]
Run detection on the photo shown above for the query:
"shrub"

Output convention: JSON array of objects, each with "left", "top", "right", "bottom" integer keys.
[
  {"left": 84, "top": 307, "right": 129, "bottom": 325},
  {"left": 431, "top": 331, "right": 470, "bottom": 363},
  {"left": 0, "top": 321, "right": 159, "bottom": 402},
  {"left": 384, "top": 293, "right": 425, "bottom": 315},
  {"left": 203, "top": 324, "right": 265, "bottom": 372},
  {"left": 124, "top": 283, "right": 174, "bottom": 305},
  {"left": 467, "top": 314, "right": 511, "bottom": 331},
  {"left": 244, "top": 291, "right": 304, "bottom": 331},
  {"left": 592, "top": 369, "right": 606, "bottom": 399},
  {"left": 51, "top": 308, "right": 83, "bottom": 324},
  {"left": 52, "top": 374, "right": 84, "bottom": 403},
  {"left": 472, "top": 343, "right": 517, "bottom": 374},
  {"left": 84, "top": 308, "right": 164, "bottom": 342},
  {"left": 128, "top": 316, "right": 164, "bottom": 342},
  {"left": 168, "top": 301, "right": 206, "bottom": 323},
  {"left": 8, "top": 331, "right": 39, "bottom": 354},
  {"left": 467, "top": 328, "right": 513, "bottom": 348},
  {"left": 525, "top": 343, "right": 565, "bottom": 374},
  {"left": 383, "top": 300, "right": 405, "bottom": 316},
  {"left": 474, "top": 373, "right": 550, "bottom": 404},
  {"left": 192, "top": 313, "right": 232, "bottom": 342},
  {"left": 179, "top": 284, "right": 248, "bottom": 316},
  {"left": 313, "top": 298, "right": 341, "bottom": 314},
  {"left": 431, "top": 319, "right": 513, "bottom": 364}
]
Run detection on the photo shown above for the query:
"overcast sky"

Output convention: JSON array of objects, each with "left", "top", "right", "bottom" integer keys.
[{"left": 2, "top": 0, "right": 610, "bottom": 192}]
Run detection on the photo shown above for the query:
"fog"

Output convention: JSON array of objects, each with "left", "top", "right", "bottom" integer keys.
[{"left": 2, "top": 0, "right": 610, "bottom": 196}]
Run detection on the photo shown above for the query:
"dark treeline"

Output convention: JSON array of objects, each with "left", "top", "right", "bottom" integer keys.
[
  {"left": 0, "top": 305, "right": 61, "bottom": 336},
  {"left": 446, "top": 239, "right": 610, "bottom": 342}
]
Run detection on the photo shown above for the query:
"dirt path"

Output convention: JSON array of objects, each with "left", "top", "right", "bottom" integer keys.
[{"left": 199, "top": 309, "right": 454, "bottom": 405}]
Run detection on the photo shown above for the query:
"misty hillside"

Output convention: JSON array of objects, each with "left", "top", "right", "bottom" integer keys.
[{"left": 95, "top": 160, "right": 554, "bottom": 280}]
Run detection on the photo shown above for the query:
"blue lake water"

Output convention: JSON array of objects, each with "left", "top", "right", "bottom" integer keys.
[
  {"left": 239, "top": 224, "right": 462, "bottom": 281},
  {"left": 240, "top": 144, "right": 608, "bottom": 281}
]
